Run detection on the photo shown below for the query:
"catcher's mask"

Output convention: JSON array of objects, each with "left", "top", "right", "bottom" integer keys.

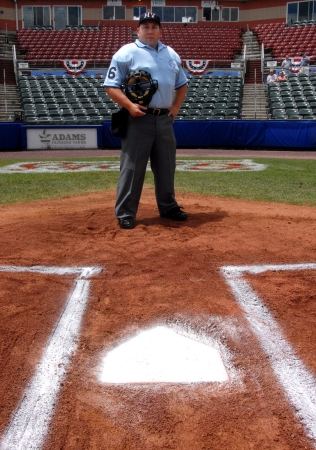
[{"left": 124, "top": 70, "right": 158, "bottom": 106}]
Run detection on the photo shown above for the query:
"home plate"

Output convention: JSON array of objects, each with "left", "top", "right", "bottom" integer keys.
[{"left": 99, "top": 325, "right": 229, "bottom": 384}]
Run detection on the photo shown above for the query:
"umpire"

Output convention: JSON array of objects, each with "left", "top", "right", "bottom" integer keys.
[{"left": 104, "top": 12, "right": 188, "bottom": 229}]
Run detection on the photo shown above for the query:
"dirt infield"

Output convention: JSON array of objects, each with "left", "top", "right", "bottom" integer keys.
[
  {"left": 0, "top": 185, "right": 316, "bottom": 449},
  {"left": 1, "top": 148, "right": 316, "bottom": 160}
]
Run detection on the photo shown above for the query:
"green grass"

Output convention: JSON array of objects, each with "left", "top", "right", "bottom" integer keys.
[
  {"left": 0, "top": 157, "right": 315, "bottom": 206},
  {"left": 171, "top": 158, "right": 316, "bottom": 206}
]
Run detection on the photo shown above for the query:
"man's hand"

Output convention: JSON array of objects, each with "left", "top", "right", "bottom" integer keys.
[
  {"left": 128, "top": 104, "right": 147, "bottom": 117},
  {"left": 168, "top": 84, "right": 187, "bottom": 123}
]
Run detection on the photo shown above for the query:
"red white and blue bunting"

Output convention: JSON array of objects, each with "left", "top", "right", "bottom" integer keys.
[
  {"left": 185, "top": 60, "right": 211, "bottom": 75},
  {"left": 62, "top": 60, "right": 88, "bottom": 75}
]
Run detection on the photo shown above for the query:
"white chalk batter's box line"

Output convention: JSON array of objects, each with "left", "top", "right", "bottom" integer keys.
[
  {"left": 0, "top": 159, "right": 267, "bottom": 173},
  {"left": 1, "top": 262, "right": 316, "bottom": 449},
  {"left": 221, "top": 263, "right": 316, "bottom": 446},
  {"left": 0, "top": 265, "right": 102, "bottom": 450}
]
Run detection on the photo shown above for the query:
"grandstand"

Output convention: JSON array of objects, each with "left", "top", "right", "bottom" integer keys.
[
  {"left": 12, "top": 23, "right": 245, "bottom": 125},
  {"left": 1, "top": 0, "right": 316, "bottom": 149},
  {"left": 18, "top": 72, "right": 244, "bottom": 125},
  {"left": 19, "top": 74, "right": 111, "bottom": 125},
  {"left": 3, "top": 23, "right": 246, "bottom": 124},
  {"left": 160, "top": 25, "right": 243, "bottom": 60},
  {"left": 268, "top": 72, "right": 316, "bottom": 120},
  {"left": 15, "top": 26, "right": 133, "bottom": 65},
  {"left": 253, "top": 22, "right": 316, "bottom": 62}
]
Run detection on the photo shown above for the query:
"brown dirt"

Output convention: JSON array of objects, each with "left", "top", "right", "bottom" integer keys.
[{"left": 0, "top": 187, "right": 316, "bottom": 449}]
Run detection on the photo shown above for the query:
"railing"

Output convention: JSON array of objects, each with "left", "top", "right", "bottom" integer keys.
[
  {"left": 15, "top": 58, "right": 246, "bottom": 81},
  {"left": 243, "top": 44, "right": 247, "bottom": 78},
  {"left": 246, "top": 25, "right": 253, "bottom": 50},
  {"left": 261, "top": 43, "right": 265, "bottom": 83},
  {"left": 3, "top": 69, "right": 8, "bottom": 121},
  {"left": 254, "top": 67, "right": 257, "bottom": 119},
  {"left": 12, "top": 44, "right": 17, "bottom": 84},
  {"left": 16, "top": 59, "right": 112, "bottom": 70}
]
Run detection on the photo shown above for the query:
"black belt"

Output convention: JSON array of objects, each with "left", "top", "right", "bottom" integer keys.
[{"left": 146, "top": 108, "right": 170, "bottom": 116}]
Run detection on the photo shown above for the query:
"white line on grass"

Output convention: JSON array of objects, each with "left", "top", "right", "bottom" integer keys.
[
  {"left": 221, "top": 263, "right": 316, "bottom": 446},
  {"left": 0, "top": 265, "right": 102, "bottom": 450}
]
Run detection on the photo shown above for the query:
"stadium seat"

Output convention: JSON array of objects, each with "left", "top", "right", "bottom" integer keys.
[
  {"left": 213, "top": 109, "right": 227, "bottom": 116},
  {"left": 201, "top": 109, "right": 215, "bottom": 116},
  {"left": 214, "top": 102, "right": 227, "bottom": 109},
  {"left": 298, "top": 108, "right": 313, "bottom": 116},
  {"left": 227, "top": 102, "right": 241, "bottom": 109},
  {"left": 63, "top": 118, "right": 78, "bottom": 125},
  {"left": 190, "top": 103, "right": 203, "bottom": 109},
  {"left": 272, "top": 109, "right": 286, "bottom": 119},
  {"left": 203, "top": 103, "right": 215, "bottom": 109},
  {"left": 226, "top": 108, "right": 240, "bottom": 117},
  {"left": 188, "top": 109, "right": 202, "bottom": 116}
]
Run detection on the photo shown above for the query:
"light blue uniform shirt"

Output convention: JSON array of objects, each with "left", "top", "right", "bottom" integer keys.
[{"left": 104, "top": 39, "right": 188, "bottom": 109}]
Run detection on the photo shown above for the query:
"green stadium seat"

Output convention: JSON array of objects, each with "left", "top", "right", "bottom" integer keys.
[
  {"left": 190, "top": 103, "right": 203, "bottom": 109},
  {"left": 63, "top": 118, "right": 78, "bottom": 125},
  {"left": 272, "top": 109, "right": 286, "bottom": 119},
  {"left": 187, "top": 107, "right": 202, "bottom": 115},
  {"left": 201, "top": 109, "right": 214, "bottom": 116}
]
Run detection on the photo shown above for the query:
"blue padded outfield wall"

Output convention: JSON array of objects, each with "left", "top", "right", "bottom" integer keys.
[
  {"left": 103, "top": 120, "right": 316, "bottom": 149},
  {"left": 0, "top": 123, "right": 23, "bottom": 150},
  {"left": 0, "top": 120, "right": 316, "bottom": 150}
]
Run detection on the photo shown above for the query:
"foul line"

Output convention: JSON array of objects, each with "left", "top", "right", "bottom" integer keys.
[
  {"left": 0, "top": 265, "right": 102, "bottom": 450},
  {"left": 221, "top": 263, "right": 316, "bottom": 446}
]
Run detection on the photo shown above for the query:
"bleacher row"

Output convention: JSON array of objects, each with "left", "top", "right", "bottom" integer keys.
[
  {"left": 20, "top": 74, "right": 115, "bottom": 125},
  {"left": 268, "top": 72, "right": 316, "bottom": 119},
  {"left": 15, "top": 22, "right": 316, "bottom": 67},
  {"left": 16, "top": 25, "right": 243, "bottom": 63},
  {"left": 16, "top": 26, "right": 133, "bottom": 62},
  {"left": 253, "top": 22, "right": 316, "bottom": 60},
  {"left": 161, "top": 25, "right": 243, "bottom": 60},
  {"left": 19, "top": 74, "right": 243, "bottom": 124},
  {"left": 178, "top": 74, "right": 243, "bottom": 120}
]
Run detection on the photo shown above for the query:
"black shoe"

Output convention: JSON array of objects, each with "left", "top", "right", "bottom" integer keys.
[
  {"left": 118, "top": 217, "right": 135, "bottom": 229},
  {"left": 160, "top": 206, "right": 187, "bottom": 221}
]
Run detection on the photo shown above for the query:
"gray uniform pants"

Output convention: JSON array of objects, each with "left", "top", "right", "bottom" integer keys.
[{"left": 115, "top": 112, "right": 179, "bottom": 219}]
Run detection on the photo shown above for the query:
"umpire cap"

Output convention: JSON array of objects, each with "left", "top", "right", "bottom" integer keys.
[{"left": 138, "top": 12, "right": 161, "bottom": 27}]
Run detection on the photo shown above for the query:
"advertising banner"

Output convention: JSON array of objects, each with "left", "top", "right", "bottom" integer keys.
[{"left": 26, "top": 128, "right": 98, "bottom": 150}]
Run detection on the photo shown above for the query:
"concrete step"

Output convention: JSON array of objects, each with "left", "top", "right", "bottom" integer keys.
[
  {"left": 0, "top": 83, "right": 22, "bottom": 121},
  {"left": 242, "top": 101, "right": 268, "bottom": 106},
  {"left": 242, "top": 110, "right": 268, "bottom": 115},
  {"left": 242, "top": 113, "right": 268, "bottom": 119},
  {"left": 242, "top": 106, "right": 268, "bottom": 113},
  {"left": 244, "top": 85, "right": 265, "bottom": 89},
  {"left": 241, "top": 79, "right": 269, "bottom": 119},
  {"left": 243, "top": 91, "right": 267, "bottom": 95},
  {"left": 243, "top": 103, "right": 268, "bottom": 108},
  {"left": 246, "top": 56, "right": 261, "bottom": 61},
  {"left": 246, "top": 52, "right": 261, "bottom": 56},
  {"left": 243, "top": 42, "right": 260, "bottom": 47},
  {"left": 243, "top": 90, "right": 267, "bottom": 95}
]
